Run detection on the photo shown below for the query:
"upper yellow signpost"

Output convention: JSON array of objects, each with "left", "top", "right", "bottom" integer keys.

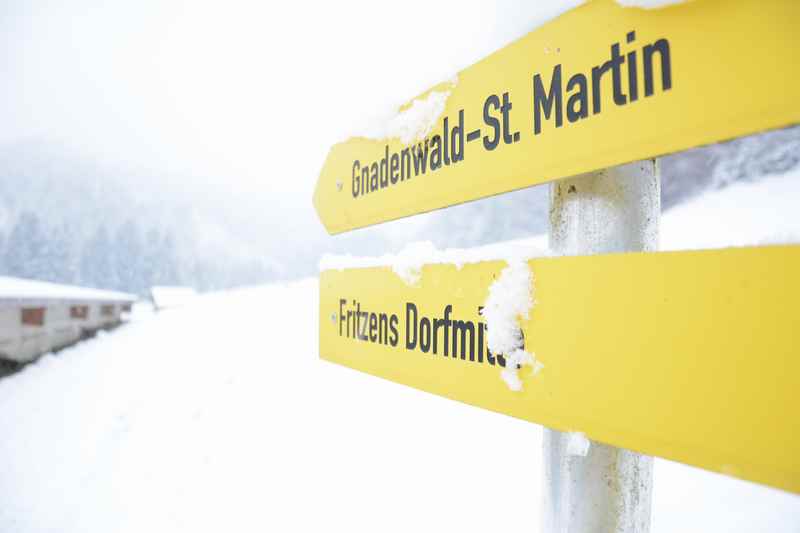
[{"left": 313, "top": 0, "right": 800, "bottom": 234}]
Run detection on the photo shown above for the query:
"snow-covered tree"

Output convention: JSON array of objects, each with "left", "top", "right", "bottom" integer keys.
[
  {"left": 5, "top": 212, "right": 49, "bottom": 280},
  {"left": 112, "top": 220, "right": 144, "bottom": 294},
  {"left": 80, "top": 226, "right": 116, "bottom": 289},
  {"left": 37, "top": 223, "right": 77, "bottom": 284}
]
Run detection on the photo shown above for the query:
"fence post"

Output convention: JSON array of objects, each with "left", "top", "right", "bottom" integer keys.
[{"left": 543, "top": 160, "right": 659, "bottom": 532}]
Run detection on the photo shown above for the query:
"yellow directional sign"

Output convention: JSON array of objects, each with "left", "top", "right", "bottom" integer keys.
[
  {"left": 313, "top": 0, "right": 800, "bottom": 234},
  {"left": 319, "top": 245, "right": 800, "bottom": 493}
]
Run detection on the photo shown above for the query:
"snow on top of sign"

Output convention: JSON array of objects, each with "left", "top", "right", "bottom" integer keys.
[
  {"left": 481, "top": 260, "right": 538, "bottom": 391},
  {"left": 354, "top": 77, "right": 458, "bottom": 145},
  {"left": 0, "top": 276, "right": 136, "bottom": 302},
  {"left": 388, "top": 241, "right": 437, "bottom": 286},
  {"left": 319, "top": 235, "right": 549, "bottom": 278},
  {"left": 615, "top": 0, "right": 686, "bottom": 8},
  {"left": 566, "top": 431, "right": 592, "bottom": 457}
]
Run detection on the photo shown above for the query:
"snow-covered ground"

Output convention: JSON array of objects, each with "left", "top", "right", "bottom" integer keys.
[{"left": 1, "top": 170, "right": 800, "bottom": 532}]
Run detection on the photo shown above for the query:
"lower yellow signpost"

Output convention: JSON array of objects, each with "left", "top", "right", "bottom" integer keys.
[{"left": 320, "top": 245, "right": 800, "bottom": 494}]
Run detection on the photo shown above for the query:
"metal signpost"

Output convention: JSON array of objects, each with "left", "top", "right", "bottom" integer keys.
[{"left": 544, "top": 161, "right": 658, "bottom": 532}]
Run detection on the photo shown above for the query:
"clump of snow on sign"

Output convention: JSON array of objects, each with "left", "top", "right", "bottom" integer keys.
[
  {"left": 388, "top": 90, "right": 451, "bottom": 145},
  {"left": 390, "top": 241, "right": 438, "bottom": 286},
  {"left": 616, "top": 0, "right": 685, "bottom": 8},
  {"left": 482, "top": 260, "right": 532, "bottom": 355},
  {"left": 566, "top": 432, "right": 591, "bottom": 457},
  {"left": 481, "top": 260, "right": 539, "bottom": 391},
  {"left": 355, "top": 77, "right": 457, "bottom": 145},
  {"left": 500, "top": 349, "right": 536, "bottom": 391}
]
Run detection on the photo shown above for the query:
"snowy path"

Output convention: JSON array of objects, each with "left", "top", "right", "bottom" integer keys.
[
  {"left": 2, "top": 171, "right": 800, "bottom": 532},
  {"left": 0, "top": 283, "right": 552, "bottom": 532}
]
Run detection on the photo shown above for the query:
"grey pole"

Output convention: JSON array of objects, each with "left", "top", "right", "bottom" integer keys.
[{"left": 543, "top": 160, "right": 660, "bottom": 533}]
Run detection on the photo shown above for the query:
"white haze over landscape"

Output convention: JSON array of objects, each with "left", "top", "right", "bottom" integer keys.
[
  {"left": 1, "top": 0, "right": 800, "bottom": 531},
  {"left": 0, "top": 0, "right": 561, "bottom": 209},
  {"left": 0, "top": 0, "right": 587, "bottom": 288}
]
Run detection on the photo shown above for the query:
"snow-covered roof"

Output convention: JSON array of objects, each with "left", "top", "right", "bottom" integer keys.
[{"left": 0, "top": 276, "right": 137, "bottom": 303}]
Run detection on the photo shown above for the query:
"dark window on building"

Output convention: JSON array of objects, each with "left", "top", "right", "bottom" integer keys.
[
  {"left": 70, "top": 305, "right": 89, "bottom": 319},
  {"left": 21, "top": 308, "right": 45, "bottom": 326}
]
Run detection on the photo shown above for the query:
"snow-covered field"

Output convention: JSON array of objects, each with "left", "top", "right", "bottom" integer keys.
[{"left": 2, "top": 170, "right": 800, "bottom": 532}]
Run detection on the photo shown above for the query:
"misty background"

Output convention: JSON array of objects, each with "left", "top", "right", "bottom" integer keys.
[{"left": 1, "top": 1, "right": 797, "bottom": 295}]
